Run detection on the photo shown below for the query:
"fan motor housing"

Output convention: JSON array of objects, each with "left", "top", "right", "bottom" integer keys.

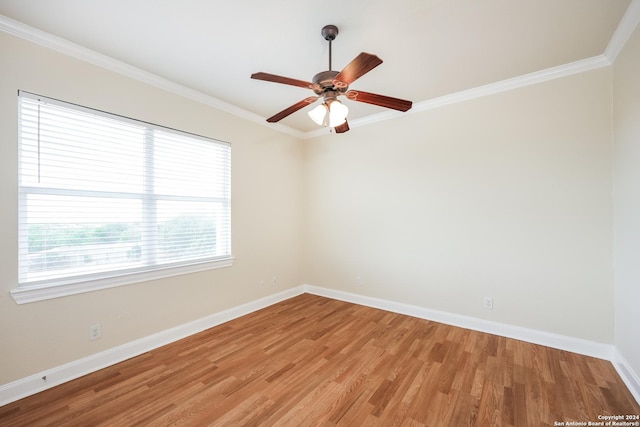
[{"left": 312, "top": 70, "right": 347, "bottom": 95}]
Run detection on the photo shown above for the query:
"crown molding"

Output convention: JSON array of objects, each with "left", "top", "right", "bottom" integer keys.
[
  {"left": 302, "top": 0, "right": 640, "bottom": 139},
  {"left": 0, "top": 15, "right": 305, "bottom": 139},
  {"left": 605, "top": 0, "right": 640, "bottom": 62},
  {"left": 2, "top": 3, "right": 639, "bottom": 141},
  {"left": 409, "top": 55, "right": 612, "bottom": 112},
  {"left": 301, "top": 55, "right": 611, "bottom": 139}
]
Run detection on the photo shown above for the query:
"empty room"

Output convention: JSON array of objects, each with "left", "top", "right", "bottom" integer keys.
[{"left": 1, "top": 0, "right": 639, "bottom": 425}]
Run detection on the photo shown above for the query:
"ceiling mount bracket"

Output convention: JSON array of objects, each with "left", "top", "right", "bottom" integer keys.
[{"left": 321, "top": 25, "right": 339, "bottom": 41}]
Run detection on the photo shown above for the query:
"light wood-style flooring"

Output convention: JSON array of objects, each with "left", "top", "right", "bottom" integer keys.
[{"left": 1, "top": 293, "right": 638, "bottom": 426}]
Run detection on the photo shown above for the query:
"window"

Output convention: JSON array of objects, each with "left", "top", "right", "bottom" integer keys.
[{"left": 14, "top": 91, "right": 232, "bottom": 303}]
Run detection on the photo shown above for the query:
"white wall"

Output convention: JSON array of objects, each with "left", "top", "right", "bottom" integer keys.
[
  {"left": 303, "top": 68, "right": 614, "bottom": 343},
  {"left": 0, "top": 32, "right": 304, "bottom": 385},
  {"left": 613, "top": 22, "right": 640, "bottom": 388}
]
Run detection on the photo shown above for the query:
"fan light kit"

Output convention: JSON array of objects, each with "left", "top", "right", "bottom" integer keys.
[
  {"left": 308, "top": 92, "right": 348, "bottom": 127},
  {"left": 251, "top": 25, "right": 412, "bottom": 133}
]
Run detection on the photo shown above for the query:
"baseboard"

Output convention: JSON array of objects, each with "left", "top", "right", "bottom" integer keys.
[
  {"left": 317, "top": 282, "right": 635, "bottom": 405},
  {"left": 302, "top": 285, "right": 614, "bottom": 361},
  {"left": 613, "top": 348, "right": 640, "bottom": 405},
  {"left": 0, "top": 285, "right": 306, "bottom": 407},
  {"left": 1, "top": 284, "right": 632, "bottom": 407}
]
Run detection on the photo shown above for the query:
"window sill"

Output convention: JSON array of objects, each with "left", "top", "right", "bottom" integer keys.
[{"left": 10, "top": 257, "right": 235, "bottom": 304}]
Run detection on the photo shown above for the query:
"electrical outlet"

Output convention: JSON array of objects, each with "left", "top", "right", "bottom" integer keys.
[
  {"left": 259, "top": 279, "right": 265, "bottom": 288},
  {"left": 272, "top": 276, "right": 278, "bottom": 287},
  {"left": 355, "top": 276, "right": 362, "bottom": 287},
  {"left": 89, "top": 323, "right": 102, "bottom": 340},
  {"left": 483, "top": 297, "right": 494, "bottom": 310}
]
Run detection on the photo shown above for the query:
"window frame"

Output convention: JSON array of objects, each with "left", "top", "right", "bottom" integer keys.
[{"left": 12, "top": 91, "right": 234, "bottom": 304}]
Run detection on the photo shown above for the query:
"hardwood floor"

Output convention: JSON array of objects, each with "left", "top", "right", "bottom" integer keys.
[{"left": 1, "top": 294, "right": 638, "bottom": 426}]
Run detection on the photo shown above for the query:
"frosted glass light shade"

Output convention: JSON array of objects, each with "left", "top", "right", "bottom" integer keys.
[
  {"left": 328, "top": 100, "right": 348, "bottom": 127},
  {"left": 308, "top": 104, "right": 328, "bottom": 125},
  {"left": 308, "top": 100, "right": 349, "bottom": 127}
]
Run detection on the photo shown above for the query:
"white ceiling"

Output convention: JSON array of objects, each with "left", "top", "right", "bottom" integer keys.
[{"left": 0, "top": 0, "right": 634, "bottom": 136}]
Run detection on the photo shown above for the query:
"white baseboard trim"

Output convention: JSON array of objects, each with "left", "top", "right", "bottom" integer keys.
[
  {"left": 2, "top": 284, "right": 636, "bottom": 407},
  {"left": 612, "top": 348, "right": 640, "bottom": 405},
  {"left": 0, "top": 286, "right": 306, "bottom": 407},
  {"left": 302, "top": 285, "right": 614, "bottom": 361}
]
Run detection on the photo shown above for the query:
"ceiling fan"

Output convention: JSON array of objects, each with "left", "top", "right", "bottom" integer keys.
[{"left": 251, "top": 25, "right": 413, "bottom": 133}]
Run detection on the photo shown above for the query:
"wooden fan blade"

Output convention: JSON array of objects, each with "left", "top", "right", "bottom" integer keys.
[
  {"left": 266, "top": 97, "right": 318, "bottom": 123},
  {"left": 346, "top": 90, "right": 412, "bottom": 112},
  {"left": 251, "top": 72, "right": 314, "bottom": 89},
  {"left": 334, "top": 120, "right": 349, "bottom": 134},
  {"left": 333, "top": 52, "right": 383, "bottom": 87}
]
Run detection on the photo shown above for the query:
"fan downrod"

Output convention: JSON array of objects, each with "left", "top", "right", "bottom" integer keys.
[
  {"left": 313, "top": 25, "right": 347, "bottom": 95},
  {"left": 322, "top": 25, "right": 339, "bottom": 71}
]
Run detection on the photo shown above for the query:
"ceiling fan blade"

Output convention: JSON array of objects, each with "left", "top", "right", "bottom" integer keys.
[
  {"left": 334, "top": 120, "right": 349, "bottom": 134},
  {"left": 251, "top": 72, "right": 314, "bottom": 89},
  {"left": 333, "top": 52, "right": 383, "bottom": 87},
  {"left": 266, "top": 97, "right": 318, "bottom": 123},
  {"left": 346, "top": 90, "right": 412, "bottom": 112}
]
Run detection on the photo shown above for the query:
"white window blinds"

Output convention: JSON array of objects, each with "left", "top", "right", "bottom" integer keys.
[{"left": 18, "top": 91, "right": 232, "bottom": 290}]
